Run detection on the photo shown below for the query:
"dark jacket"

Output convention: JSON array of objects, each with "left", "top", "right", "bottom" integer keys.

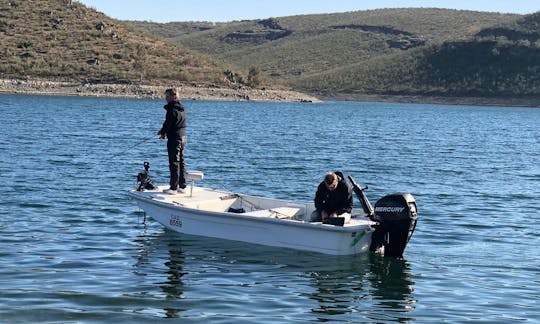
[
  {"left": 314, "top": 176, "right": 353, "bottom": 215},
  {"left": 159, "top": 101, "right": 186, "bottom": 139}
]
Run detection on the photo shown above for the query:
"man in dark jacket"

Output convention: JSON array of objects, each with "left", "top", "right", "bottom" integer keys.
[
  {"left": 157, "top": 88, "right": 187, "bottom": 194},
  {"left": 310, "top": 172, "right": 353, "bottom": 222}
]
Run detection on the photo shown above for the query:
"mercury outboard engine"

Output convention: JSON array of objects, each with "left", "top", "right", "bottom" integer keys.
[{"left": 348, "top": 176, "right": 418, "bottom": 258}]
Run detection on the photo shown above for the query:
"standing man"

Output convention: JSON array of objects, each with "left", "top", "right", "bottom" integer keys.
[
  {"left": 157, "top": 88, "right": 187, "bottom": 194},
  {"left": 310, "top": 172, "right": 353, "bottom": 222}
]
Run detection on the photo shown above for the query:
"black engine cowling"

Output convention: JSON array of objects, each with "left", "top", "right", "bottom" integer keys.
[{"left": 370, "top": 193, "right": 418, "bottom": 258}]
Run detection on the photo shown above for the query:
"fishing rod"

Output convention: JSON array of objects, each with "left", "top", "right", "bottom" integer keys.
[{"left": 111, "top": 136, "right": 157, "bottom": 158}]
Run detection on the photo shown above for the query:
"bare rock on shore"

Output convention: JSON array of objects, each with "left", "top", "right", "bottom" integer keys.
[{"left": 0, "top": 79, "right": 321, "bottom": 103}]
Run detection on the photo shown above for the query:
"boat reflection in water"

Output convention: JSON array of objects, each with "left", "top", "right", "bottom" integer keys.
[
  {"left": 367, "top": 255, "right": 416, "bottom": 321},
  {"left": 306, "top": 254, "right": 414, "bottom": 321},
  {"left": 132, "top": 228, "right": 416, "bottom": 321},
  {"left": 132, "top": 229, "right": 188, "bottom": 319},
  {"left": 161, "top": 240, "right": 186, "bottom": 318}
]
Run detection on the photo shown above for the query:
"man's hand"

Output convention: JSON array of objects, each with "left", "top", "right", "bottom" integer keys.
[{"left": 321, "top": 210, "right": 329, "bottom": 221}]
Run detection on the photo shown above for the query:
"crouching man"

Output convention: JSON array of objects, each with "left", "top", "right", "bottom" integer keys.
[{"left": 309, "top": 172, "right": 353, "bottom": 223}]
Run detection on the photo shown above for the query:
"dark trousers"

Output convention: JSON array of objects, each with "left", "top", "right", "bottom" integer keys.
[{"left": 167, "top": 136, "right": 186, "bottom": 190}]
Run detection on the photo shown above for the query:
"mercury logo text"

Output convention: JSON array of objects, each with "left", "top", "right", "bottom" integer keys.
[{"left": 375, "top": 207, "right": 405, "bottom": 213}]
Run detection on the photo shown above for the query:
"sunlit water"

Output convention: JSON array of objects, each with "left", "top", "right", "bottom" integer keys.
[{"left": 0, "top": 95, "right": 539, "bottom": 323}]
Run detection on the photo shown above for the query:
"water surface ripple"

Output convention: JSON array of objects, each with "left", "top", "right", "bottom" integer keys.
[{"left": 0, "top": 95, "right": 539, "bottom": 323}]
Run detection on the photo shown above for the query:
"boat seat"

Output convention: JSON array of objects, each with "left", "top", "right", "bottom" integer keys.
[
  {"left": 186, "top": 170, "right": 204, "bottom": 181},
  {"left": 181, "top": 198, "right": 239, "bottom": 212},
  {"left": 186, "top": 170, "right": 204, "bottom": 197},
  {"left": 243, "top": 207, "right": 302, "bottom": 219}
]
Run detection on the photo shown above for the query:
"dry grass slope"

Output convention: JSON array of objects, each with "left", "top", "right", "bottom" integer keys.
[{"left": 0, "top": 0, "right": 229, "bottom": 85}]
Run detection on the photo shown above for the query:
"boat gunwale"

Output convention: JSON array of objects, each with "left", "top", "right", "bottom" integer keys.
[{"left": 128, "top": 189, "right": 373, "bottom": 233}]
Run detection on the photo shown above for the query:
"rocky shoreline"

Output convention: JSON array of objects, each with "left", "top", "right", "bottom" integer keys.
[
  {"left": 0, "top": 79, "right": 320, "bottom": 103},
  {"left": 2, "top": 78, "right": 539, "bottom": 107},
  {"left": 319, "top": 92, "right": 540, "bottom": 108}
]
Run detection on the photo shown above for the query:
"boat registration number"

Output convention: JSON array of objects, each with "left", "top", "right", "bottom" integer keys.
[{"left": 170, "top": 215, "right": 182, "bottom": 228}]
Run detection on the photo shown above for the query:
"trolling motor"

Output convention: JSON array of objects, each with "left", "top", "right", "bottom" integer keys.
[
  {"left": 136, "top": 161, "right": 156, "bottom": 191},
  {"left": 348, "top": 175, "right": 418, "bottom": 258}
]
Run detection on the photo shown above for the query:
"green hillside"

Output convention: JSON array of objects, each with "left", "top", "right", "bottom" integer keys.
[
  {"left": 132, "top": 9, "right": 540, "bottom": 98},
  {"left": 3, "top": 1, "right": 539, "bottom": 100},
  {"left": 0, "top": 0, "right": 231, "bottom": 85},
  {"left": 298, "top": 12, "right": 540, "bottom": 97}
]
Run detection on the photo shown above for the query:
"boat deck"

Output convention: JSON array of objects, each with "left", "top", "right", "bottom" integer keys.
[{"left": 131, "top": 185, "right": 374, "bottom": 227}]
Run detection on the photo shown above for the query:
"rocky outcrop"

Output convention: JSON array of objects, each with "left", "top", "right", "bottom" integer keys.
[
  {"left": 223, "top": 30, "right": 292, "bottom": 43},
  {"left": 387, "top": 37, "right": 426, "bottom": 50},
  {"left": 223, "top": 18, "right": 292, "bottom": 44},
  {"left": 332, "top": 24, "right": 414, "bottom": 36},
  {"left": 0, "top": 79, "right": 320, "bottom": 102}
]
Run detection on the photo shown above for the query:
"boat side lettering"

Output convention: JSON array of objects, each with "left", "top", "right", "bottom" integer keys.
[
  {"left": 170, "top": 215, "right": 182, "bottom": 228},
  {"left": 374, "top": 206, "right": 405, "bottom": 213}
]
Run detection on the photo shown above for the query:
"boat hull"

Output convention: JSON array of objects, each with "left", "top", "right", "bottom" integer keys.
[{"left": 129, "top": 187, "right": 373, "bottom": 256}]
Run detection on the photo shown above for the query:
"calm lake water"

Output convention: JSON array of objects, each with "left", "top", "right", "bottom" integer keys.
[{"left": 0, "top": 94, "right": 539, "bottom": 323}]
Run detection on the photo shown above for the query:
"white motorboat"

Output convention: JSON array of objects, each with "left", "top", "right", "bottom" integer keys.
[{"left": 129, "top": 164, "right": 418, "bottom": 257}]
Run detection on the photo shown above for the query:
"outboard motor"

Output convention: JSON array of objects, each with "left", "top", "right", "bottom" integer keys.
[
  {"left": 372, "top": 193, "right": 418, "bottom": 258},
  {"left": 348, "top": 176, "right": 418, "bottom": 258}
]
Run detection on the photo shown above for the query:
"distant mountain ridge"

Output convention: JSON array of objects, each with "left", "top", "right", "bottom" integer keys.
[
  {"left": 2, "top": 1, "right": 540, "bottom": 100},
  {"left": 132, "top": 9, "right": 540, "bottom": 98}
]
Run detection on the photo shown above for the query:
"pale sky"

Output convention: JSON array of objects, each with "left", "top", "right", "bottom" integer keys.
[{"left": 77, "top": 0, "right": 538, "bottom": 23}]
